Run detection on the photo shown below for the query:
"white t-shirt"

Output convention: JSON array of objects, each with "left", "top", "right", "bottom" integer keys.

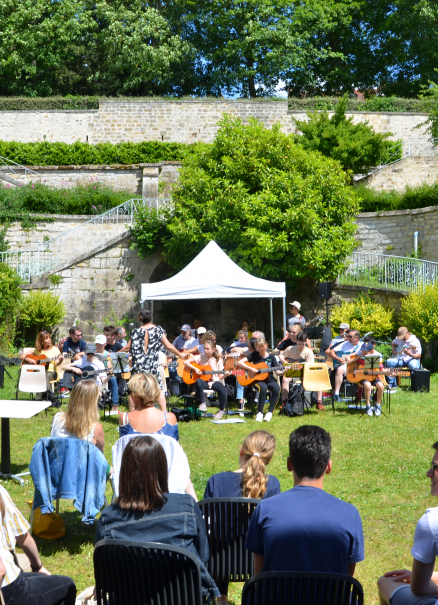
[
  {"left": 73, "top": 356, "right": 106, "bottom": 384},
  {"left": 0, "top": 485, "right": 30, "bottom": 587},
  {"left": 392, "top": 335, "right": 422, "bottom": 364},
  {"left": 411, "top": 507, "right": 438, "bottom": 568},
  {"left": 51, "top": 412, "right": 95, "bottom": 443},
  {"left": 172, "top": 336, "right": 199, "bottom": 351},
  {"left": 332, "top": 341, "right": 363, "bottom": 368}
]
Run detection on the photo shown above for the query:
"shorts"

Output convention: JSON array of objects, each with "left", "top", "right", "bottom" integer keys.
[
  {"left": 390, "top": 585, "right": 438, "bottom": 605},
  {"left": 361, "top": 377, "right": 383, "bottom": 387}
]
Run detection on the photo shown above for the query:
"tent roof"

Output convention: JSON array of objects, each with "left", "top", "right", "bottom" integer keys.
[{"left": 141, "top": 241, "right": 285, "bottom": 301}]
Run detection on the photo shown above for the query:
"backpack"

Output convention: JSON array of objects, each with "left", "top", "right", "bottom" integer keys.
[{"left": 282, "top": 383, "right": 305, "bottom": 417}]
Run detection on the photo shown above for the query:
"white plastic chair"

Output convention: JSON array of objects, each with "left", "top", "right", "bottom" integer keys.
[{"left": 18, "top": 366, "right": 47, "bottom": 395}]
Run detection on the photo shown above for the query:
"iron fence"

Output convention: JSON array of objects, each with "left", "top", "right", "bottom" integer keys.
[{"left": 339, "top": 252, "right": 438, "bottom": 292}]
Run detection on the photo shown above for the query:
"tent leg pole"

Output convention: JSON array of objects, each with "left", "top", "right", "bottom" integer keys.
[
  {"left": 283, "top": 297, "right": 287, "bottom": 338},
  {"left": 270, "top": 298, "right": 274, "bottom": 349},
  {"left": 151, "top": 301, "right": 154, "bottom": 316}
]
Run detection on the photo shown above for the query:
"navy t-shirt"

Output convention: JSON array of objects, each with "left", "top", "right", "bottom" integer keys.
[
  {"left": 204, "top": 471, "right": 281, "bottom": 500},
  {"left": 62, "top": 337, "right": 87, "bottom": 355},
  {"left": 245, "top": 486, "right": 364, "bottom": 575}
]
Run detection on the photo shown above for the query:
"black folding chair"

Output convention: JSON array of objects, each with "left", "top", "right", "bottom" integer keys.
[
  {"left": 242, "top": 571, "right": 364, "bottom": 605},
  {"left": 94, "top": 540, "right": 204, "bottom": 605},
  {"left": 198, "top": 497, "right": 260, "bottom": 587}
]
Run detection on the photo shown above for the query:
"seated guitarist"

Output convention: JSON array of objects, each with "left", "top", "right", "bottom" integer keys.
[
  {"left": 63, "top": 344, "right": 111, "bottom": 389},
  {"left": 237, "top": 338, "right": 283, "bottom": 423},
  {"left": 354, "top": 337, "right": 386, "bottom": 417},
  {"left": 20, "top": 330, "right": 64, "bottom": 395},
  {"left": 327, "top": 329, "right": 363, "bottom": 402},
  {"left": 183, "top": 340, "right": 230, "bottom": 421}
]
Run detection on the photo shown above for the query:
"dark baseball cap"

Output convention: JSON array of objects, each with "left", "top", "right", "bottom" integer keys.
[{"left": 84, "top": 344, "right": 97, "bottom": 355}]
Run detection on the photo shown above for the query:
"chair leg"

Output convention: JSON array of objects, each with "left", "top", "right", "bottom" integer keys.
[{"left": 56, "top": 499, "right": 59, "bottom": 514}]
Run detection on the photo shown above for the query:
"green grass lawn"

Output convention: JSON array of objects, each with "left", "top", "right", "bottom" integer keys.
[{"left": 1, "top": 366, "right": 437, "bottom": 604}]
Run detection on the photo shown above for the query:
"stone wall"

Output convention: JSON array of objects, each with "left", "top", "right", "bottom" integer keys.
[
  {"left": 0, "top": 161, "right": 181, "bottom": 196},
  {"left": 0, "top": 100, "right": 430, "bottom": 144},
  {"left": 360, "top": 155, "right": 438, "bottom": 192},
  {"left": 355, "top": 205, "right": 438, "bottom": 260}
]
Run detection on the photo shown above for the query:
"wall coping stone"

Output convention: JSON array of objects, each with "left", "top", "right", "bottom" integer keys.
[
  {"left": 358, "top": 205, "right": 438, "bottom": 218},
  {"left": 0, "top": 162, "right": 182, "bottom": 171},
  {"left": 336, "top": 283, "right": 409, "bottom": 295}
]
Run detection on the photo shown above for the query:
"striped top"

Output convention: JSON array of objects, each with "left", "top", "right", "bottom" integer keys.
[{"left": 0, "top": 485, "right": 30, "bottom": 587}]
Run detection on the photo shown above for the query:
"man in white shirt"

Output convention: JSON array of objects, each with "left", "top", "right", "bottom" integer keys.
[
  {"left": 386, "top": 327, "right": 422, "bottom": 388},
  {"left": 172, "top": 325, "right": 199, "bottom": 352},
  {"left": 327, "top": 330, "right": 363, "bottom": 402},
  {"left": 378, "top": 440, "right": 438, "bottom": 605}
]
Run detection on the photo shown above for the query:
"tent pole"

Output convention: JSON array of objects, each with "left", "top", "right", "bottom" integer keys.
[
  {"left": 283, "top": 297, "right": 287, "bottom": 338},
  {"left": 151, "top": 301, "right": 154, "bottom": 317},
  {"left": 270, "top": 298, "right": 274, "bottom": 349}
]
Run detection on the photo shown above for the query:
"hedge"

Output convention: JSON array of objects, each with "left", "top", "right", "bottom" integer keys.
[
  {"left": 355, "top": 182, "right": 438, "bottom": 213},
  {"left": 0, "top": 140, "right": 191, "bottom": 166},
  {"left": 0, "top": 95, "right": 428, "bottom": 113}
]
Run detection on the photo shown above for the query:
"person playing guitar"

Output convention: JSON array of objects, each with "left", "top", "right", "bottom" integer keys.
[
  {"left": 63, "top": 343, "right": 112, "bottom": 389},
  {"left": 237, "top": 338, "right": 284, "bottom": 423},
  {"left": 353, "top": 337, "right": 386, "bottom": 417},
  {"left": 183, "top": 339, "right": 230, "bottom": 420},
  {"left": 19, "top": 330, "right": 64, "bottom": 395}
]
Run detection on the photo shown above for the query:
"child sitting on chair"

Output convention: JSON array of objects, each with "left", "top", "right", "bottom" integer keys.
[{"left": 355, "top": 337, "right": 385, "bottom": 417}]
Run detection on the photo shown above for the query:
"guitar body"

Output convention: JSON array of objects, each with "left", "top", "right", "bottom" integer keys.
[
  {"left": 63, "top": 365, "right": 108, "bottom": 389},
  {"left": 237, "top": 362, "right": 270, "bottom": 387},
  {"left": 224, "top": 355, "right": 244, "bottom": 371},
  {"left": 183, "top": 363, "right": 219, "bottom": 385},
  {"left": 23, "top": 353, "right": 54, "bottom": 365},
  {"left": 176, "top": 358, "right": 185, "bottom": 378}
]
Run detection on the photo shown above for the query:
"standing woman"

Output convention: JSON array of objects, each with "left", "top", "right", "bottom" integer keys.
[
  {"left": 20, "top": 330, "right": 63, "bottom": 393},
  {"left": 203, "top": 431, "right": 281, "bottom": 605},
  {"left": 237, "top": 338, "right": 283, "bottom": 423},
  {"left": 121, "top": 308, "right": 186, "bottom": 412},
  {"left": 184, "top": 340, "right": 229, "bottom": 420}
]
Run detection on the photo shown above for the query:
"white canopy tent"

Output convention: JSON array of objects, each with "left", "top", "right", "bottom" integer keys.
[{"left": 140, "top": 241, "right": 286, "bottom": 347}]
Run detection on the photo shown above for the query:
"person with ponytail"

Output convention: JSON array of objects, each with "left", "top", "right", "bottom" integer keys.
[
  {"left": 203, "top": 430, "right": 281, "bottom": 605},
  {"left": 0, "top": 485, "right": 76, "bottom": 604}
]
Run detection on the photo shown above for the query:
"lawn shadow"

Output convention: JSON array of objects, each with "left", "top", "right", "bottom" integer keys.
[{"left": 35, "top": 510, "right": 97, "bottom": 557}]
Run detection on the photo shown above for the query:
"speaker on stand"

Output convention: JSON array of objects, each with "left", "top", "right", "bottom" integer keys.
[{"left": 318, "top": 282, "right": 332, "bottom": 326}]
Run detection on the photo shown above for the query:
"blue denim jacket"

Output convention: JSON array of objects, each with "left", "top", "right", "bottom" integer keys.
[
  {"left": 95, "top": 493, "right": 220, "bottom": 599},
  {"left": 30, "top": 438, "right": 108, "bottom": 524}
]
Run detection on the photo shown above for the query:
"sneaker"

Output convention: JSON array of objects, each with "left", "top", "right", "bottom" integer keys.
[
  {"left": 255, "top": 412, "right": 263, "bottom": 422},
  {"left": 389, "top": 387, "right": 397, "bottom": 393},
  {"left": 198, "top": 403, "right": 207, "bottom": 412},
  {"left": 375, "top": 406, "right": 382, "bottom": 417},
  {"left": 237, "top": 400, "right": 245, "bottom": 412},
  {"left": 264, "top": 412, "right": 273, "bottom": 422},
  {"left": 316, "top": 402, "right": 325, "bottom": 411},
  {"left": 214, "top": 410, "right": 224, "bottom": 420},
  {"left": 366, "top": 406, "right": 373, "bottom": 416},
  {"left": 333, "top": 394, "right": 340, "bottom": 402},
  {"left": 60, "top": 387, "right": 68, "bottom": 394},
  {"left": 111, "top": 404, "right": 118, "bottom": 412}
]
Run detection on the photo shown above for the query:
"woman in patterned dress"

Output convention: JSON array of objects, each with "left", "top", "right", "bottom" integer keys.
[{"left": 122, "top": 308, "right": 185, "bottom": 412}]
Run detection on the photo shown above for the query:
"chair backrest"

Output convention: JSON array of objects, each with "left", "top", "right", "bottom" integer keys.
[
  {"left": 94, "top": 539, "right": 203, "bottom": 605},
  {"left": 242, "top": 571, "right": 364, "bottom": 605},
  {"left": 302, "top": 364, "right": 332, "bottom": 392},
  {"left": 18, "top": 365, "right": 47, "bottom": 393},
  {"left": 112, "top": 433, "right": 190, "bottom": 497},
  {"left": 198, "top": 497, "right": 260, "bottom": 583},
  {"left": 56, "top": 357, "right": 72, "bottom": 381}
]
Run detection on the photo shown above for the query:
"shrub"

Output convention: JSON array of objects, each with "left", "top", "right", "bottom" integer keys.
[
  {"left": 399, "top": 284, "right": 438, "bottom": 342},
  {"left": 19, "top": 290, "right": 66, "bottom": 338},
  {"left": 330, "top": 294, "right": 395, "bottom": 338},
  {"left": 0, "top": 264, "right": 22, "bottom": 351},
  {"left": 0, "top": 96, "right": 99, "bottom": 111},
  {"left": 288, "top": 96, "right": 427, "bottom": 113},
  {"left": 354, "top": 182, "right": 438, "bottom": 213},
  {"left": 293, "top": 96, "right": 400, "bottom": 175}
]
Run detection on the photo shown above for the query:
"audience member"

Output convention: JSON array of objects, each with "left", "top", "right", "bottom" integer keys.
[
  {"left": 378, "top": 440, "right": 438, "bottom": 605},
  {"left": 62, "top": 327, "right": 87, "bottom": 358},
  {"left": 95, "top": 436, "right": 220, "bottom": 601},
  {"left": 204, "top": 430, "right": 280, "bottom": 605},
  {"left": 51, "top": 380, "right": 105, "bottom": 453},
  {"left": 245, "top": 425, "right": 364, "bottom": 576},
  {"left": 0, "top": 485, "right": 76, "bottom": 605},
  {"left": 119, "top": 373, "right": 179, "bottom": 441}
]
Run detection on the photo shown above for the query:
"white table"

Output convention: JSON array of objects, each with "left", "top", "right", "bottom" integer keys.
[{"left": 0, "top": 400, "right": 51, "bottom": 486}]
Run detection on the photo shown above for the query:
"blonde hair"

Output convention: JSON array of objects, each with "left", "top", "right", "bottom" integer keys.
[
  {"left": 257, "top": 338, "right": 269, "bottom": 348},
  {"left": 128, "top": 373, "right": 160, "bottom": 409},
  {"left": 202, "top": 330, "right": 216, "bottom": 344},
  {"left": 203, "top": 339, "right": 219, "bottom": 360},
  {"left": 64, "top": 380, "right": 99, "bottom": 439},
  {"left": 290, "top": 324, "right": 303, "bottom": 333},
  {"left": 34, "top": 330, "right": 52, "bottom": 352},
  {"left": 240, "top": 431, "right": 276, "bottom": 498}
]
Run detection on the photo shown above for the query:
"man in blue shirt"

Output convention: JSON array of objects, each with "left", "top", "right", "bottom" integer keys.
[
  {"left": 62, "top": 327, "right": 87, "bottom": 358},
  {"left": 245, "top": 425, "right": 364, "bottom": 577}
]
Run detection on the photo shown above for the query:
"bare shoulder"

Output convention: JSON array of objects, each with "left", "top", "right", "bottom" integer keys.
[{"left": 167, "top": 412, "right": 178, "bottom": 425}]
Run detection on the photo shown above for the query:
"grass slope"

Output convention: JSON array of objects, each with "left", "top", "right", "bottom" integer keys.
[{"left": 1, "top": 366, "right": 436, "bottom": 604}]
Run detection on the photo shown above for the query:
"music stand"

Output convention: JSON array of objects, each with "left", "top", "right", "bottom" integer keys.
[{"left": 358, "top": 353, "right": 390, "bottom": 418}]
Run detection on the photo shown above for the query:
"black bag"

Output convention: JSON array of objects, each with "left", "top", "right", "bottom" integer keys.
[
  {"left": 282, "top": 383, "right": 305, "bottom": 417},
  {"left": 171, "top": 407, "right": 194, "bottom": 422}
]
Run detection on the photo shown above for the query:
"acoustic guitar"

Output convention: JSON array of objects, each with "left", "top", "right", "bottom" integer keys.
[
  {"left": 182, "top": 363, "right": 244, "bottom": 385},
  {"left": 23, "top": 352, "right": 72, "bottom": 366},
  {"left": 63, "top": 366, "right": 113, "bottom": 389},
  {"left": 236, "top": 362, "right": 285, "bottom": 387}
]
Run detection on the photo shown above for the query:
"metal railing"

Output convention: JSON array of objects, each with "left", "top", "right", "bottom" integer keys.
[
  {"left": 0, "top": 197, "right": 170, "bottom": 281},
  {"left": 376, "top": 137, "right": 438, "bottom": 172},
  {"left": 339, "top": 252, "right": 438, "bottom": 292},
  {"left": 0, "top": 155, "right": 59, "bottom": 186}
]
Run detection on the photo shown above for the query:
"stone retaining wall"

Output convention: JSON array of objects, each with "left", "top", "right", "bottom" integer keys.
[{"left": 0, "top": 100, "right": 430, "bottom": 144}]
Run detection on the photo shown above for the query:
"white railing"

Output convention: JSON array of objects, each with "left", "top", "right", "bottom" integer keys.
[
  {"left": 377, "top": 137, "right": 438, "bottom": 171},
  {"left": 0, "top": 197, "right": 170, "bottom": 281},
  {"left": 0, "top": 155, "right": 59, "bottom": 186},
  {"left": 339, "top": 252, "right": 438, "bottom": 292}
]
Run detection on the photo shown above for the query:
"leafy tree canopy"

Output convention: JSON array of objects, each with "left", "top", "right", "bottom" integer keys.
[
  {"left": 293, "top": 96, "right": 398, "bottom": 175},
  {"left": 132, "top": 115, "right": 360, "bottom": 285}
]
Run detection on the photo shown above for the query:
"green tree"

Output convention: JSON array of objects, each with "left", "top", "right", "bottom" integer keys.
[
  {"left": 132, "top": 115, "right": 360, "bottom": 284},
  {"left": 293, "top": 96, "right": 398, "bottom": 175},
  {"left": 400, "top": 284, "right": 438, "bottom": 342},
  {"left": 19, "top": 290, "right": 66, "bottom": 337},
  {"left": 0, "top": 264, "right": 22, "bottom": 351}
]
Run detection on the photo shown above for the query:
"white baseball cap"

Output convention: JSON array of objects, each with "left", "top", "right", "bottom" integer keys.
[
  {"left": 289, "top": 301, "right": 301, "bottom": 310},
  {"left": 94, "top": 334, "right": 107, "bottom": 345}
]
